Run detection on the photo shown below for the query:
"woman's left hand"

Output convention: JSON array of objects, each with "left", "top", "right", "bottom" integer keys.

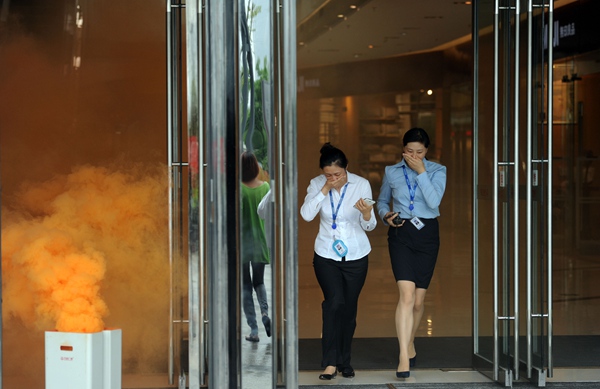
[{"left": 354, "top": 199, "right": 372, "bottom": 220}]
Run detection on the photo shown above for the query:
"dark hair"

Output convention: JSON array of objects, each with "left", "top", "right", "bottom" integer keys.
[
  {"left": 241, "top": 151, "right": 260, "bottom": 183},
  {"left": 403, "top": 127, "right": 430, "bottom": 148},
  {"left": 319, "top": 142, "right": 348, "bottom": 169}
]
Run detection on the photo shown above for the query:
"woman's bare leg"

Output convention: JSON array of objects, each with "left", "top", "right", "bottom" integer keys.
[
  {"left": 408, "top": 288, "right": 427, "bottom": 358},
  {"left": 396, "top": 280, "right": 416, "bottom": 372}
]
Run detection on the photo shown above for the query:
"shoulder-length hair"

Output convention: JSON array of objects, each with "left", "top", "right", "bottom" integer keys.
[{"left": 241, "top": 151, "right": 260, "bottom": 183}]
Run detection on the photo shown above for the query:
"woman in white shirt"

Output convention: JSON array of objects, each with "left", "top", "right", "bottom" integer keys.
[{"left": 300, "top": 143, "right": 377, "bottom": 380}]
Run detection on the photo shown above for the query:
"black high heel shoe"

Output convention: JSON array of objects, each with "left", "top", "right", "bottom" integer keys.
[
  {"left": 410, "top": 356, "right": 417, "bottom": 367},
  {"left": 318, "top": 371, "right": 337, "bottom": 380},
  {"left": 396, "top": 371, "right": 410, "bottom": 378}
]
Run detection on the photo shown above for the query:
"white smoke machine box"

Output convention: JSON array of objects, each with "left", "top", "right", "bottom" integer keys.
[{"left": 45, "top": 329, "right": 122, "bottom": 389}]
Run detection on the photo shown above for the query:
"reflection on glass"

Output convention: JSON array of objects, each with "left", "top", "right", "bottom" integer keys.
[
  {"left": 239, "top": 0, "right": 274, "bottom": 387},
  {"left": 240, "top": 151, "right": 271, "bottom": 345}
]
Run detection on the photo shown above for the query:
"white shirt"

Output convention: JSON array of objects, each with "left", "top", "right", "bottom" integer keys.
[
  {"left": 300, "top": 171, "right": 376, "bottom": 261},
  {"left": 257, "top": 188, "right": 272, "bottom": 220}
]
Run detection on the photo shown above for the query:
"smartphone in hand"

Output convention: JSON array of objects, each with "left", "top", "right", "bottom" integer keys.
[
  {"left": 355, "top": 198, "right": 376, "bottom": 209},
  {"left": 363, "top": 198, "right": 376, "bottom": 206}
]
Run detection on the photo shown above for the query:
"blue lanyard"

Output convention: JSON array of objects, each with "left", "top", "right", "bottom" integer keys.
[
  {"left": 329, "top": 183, "right": 349, "bottom": 230},
  {"left": 402, "top": 165, "right": 417, "bottom": 211}
]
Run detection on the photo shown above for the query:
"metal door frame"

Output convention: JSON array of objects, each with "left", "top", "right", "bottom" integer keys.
[{"left": 473, "top": 0, "right": 553, "bottom": 386}]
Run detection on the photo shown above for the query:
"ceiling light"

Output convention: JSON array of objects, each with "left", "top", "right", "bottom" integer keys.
[
  {"left": 350, "top": 5, "right": 357, "bottom": 9},
  {"left": 337, "top": 14, "right": 344, "bottom": 18}
]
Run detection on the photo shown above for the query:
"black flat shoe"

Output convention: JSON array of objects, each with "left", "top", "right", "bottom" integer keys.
[
  {"left": 410, "top": 356, "right": 417, "bottom": 367},
  {"left": 339, "top": 367, "right": 355, "bottom": 378},
  {"left": 396, "top": 371, "right": 410, "bottom": 378},
  {"left": 318, "top": 371, "right": 337, "bottom": 380}
]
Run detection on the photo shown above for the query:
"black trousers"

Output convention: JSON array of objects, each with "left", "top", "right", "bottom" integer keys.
[{"left": 313, "top": 253, "right": 368, "bottom": 369}]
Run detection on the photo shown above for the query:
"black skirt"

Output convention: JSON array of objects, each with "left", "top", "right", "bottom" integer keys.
[{"left": 388, "top": 218, "right": 440, "bottom": 289}]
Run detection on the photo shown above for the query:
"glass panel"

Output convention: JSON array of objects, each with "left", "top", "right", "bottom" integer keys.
[
  {"left": 552, "top": 47, "right": 600, "bottom": 357},
  {"left": 1, "top": 1, "right": 169, "bottom": 387},
  {"left": 239, "top": 0, "right": 276, "bottom": 387},
  {"left": 527, "top": 3, "right": 552, "bottom": 373},
  {"left": 474, "top": 0, "right": 497, "bottom": 370},
  {"left": 166, "top": 1, "right": 193, "bottom": 384}
]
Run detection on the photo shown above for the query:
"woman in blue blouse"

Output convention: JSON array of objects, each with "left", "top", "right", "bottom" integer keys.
[
  {"left": 376, "top": 128, "right": 447, "bottom": 379},
  {"left": 301, "top": 143, "right": 377, "bottom": 380}
]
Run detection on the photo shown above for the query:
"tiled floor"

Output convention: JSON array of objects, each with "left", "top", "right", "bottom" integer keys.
[
  {"left": 298, "top": 368, "right": 600, "bottom": 386},
  {"left": 113, "top": 368, "right": 600, "bottom": 388}
]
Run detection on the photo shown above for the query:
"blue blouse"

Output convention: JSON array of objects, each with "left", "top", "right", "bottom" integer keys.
[{"left": 376, "top": 158, "right": 447, "bottom": 222}]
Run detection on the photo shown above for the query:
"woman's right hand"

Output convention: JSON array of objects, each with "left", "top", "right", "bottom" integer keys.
[
  {"left": 321, "top": 180, "right": 334, "bottom": 194},
  {"left": 385, "top": 212, "right": 404, "bottom": 227}
]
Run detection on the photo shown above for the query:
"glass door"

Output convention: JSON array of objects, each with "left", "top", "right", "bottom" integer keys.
[
  {"left": 473, "top": 0, "right": 553, "bottom": 386},
  {"left": 168, "top": 1, "right": 298, "bottom": 388},
  {"left": 238, "top": 1, "right": 280, "bottom": 387}
]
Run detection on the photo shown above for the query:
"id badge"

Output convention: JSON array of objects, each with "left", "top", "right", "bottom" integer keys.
[
  {"left": 410, "top": 216, "right": 425, "bottom": 230},
  {"left": 332, "top": 239, "right": 348, "bottom": 257}
]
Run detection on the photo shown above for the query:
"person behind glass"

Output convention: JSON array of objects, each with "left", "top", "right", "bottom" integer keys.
[
  {"left": 300, "top": 143, "right": 377, "bottom": 380},
  {"left": 376, "top": 128, "right": 447, "bottom": 379},
  {"left": 240, "top": 151, "right": 272, "bottom": 342}
]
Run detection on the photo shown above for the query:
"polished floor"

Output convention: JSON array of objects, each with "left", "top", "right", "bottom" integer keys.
[{"left": 110, "top": 368, "right": 600, "bottom": 388}]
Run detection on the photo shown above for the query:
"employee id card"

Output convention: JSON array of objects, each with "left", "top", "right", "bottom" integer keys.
[
  {"left": 410, "top": 216, "right": 425, "bottom": 230},
  {"left": 332, "top": 239, "right": 348, "bottom": 257}
]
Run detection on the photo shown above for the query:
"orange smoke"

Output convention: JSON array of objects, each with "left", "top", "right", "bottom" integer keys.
[{"left": 2, "top": 165, "right": 167, "bottom": 334}]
